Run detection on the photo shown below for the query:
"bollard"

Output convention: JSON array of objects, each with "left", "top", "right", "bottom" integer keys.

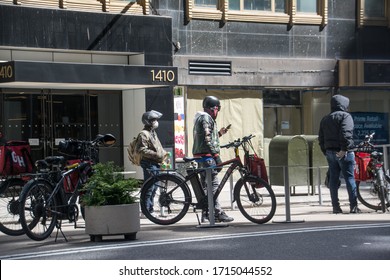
[
  {"left": 317, "top": 167, "right": 323, "bottom": 205},
  {"left": 206, "top": 168, "right": 216, "bottom": 226},
  {"left": 230, "top": 175, "right": 234, "bottom": 210},
  {"left": 273, "top": 165, "right": 304, "bottom": 223},
  {"left": 284, "top": 165, "right": 292, "bottom": 222},
  {"left": 197, "top": 166, "right": 228, "bottom": 228}
]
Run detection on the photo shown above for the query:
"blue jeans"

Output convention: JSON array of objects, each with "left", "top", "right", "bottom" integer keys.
[
  {"left": 140, "top": 160, "right": 160, "bottom": 212},
  {"left": 325, "top": 150, "right": 358, "bottom": 209}
]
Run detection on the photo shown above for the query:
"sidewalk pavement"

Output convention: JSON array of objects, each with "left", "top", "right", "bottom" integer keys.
[
  {"left": 106, "top": 183, "right": 389, "bottom": 227},
  {"left": 0, "top": 183, "right": 389, "bottom": 252},
  {"left": 199, "top": 183, "right": 390, "bottom": 224}
]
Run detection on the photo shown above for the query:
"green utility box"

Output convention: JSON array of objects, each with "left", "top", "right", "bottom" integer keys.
[
  {"left": 269, "top": 135, "right": 310, "bottom": 190},
  {"left": 301, "top": 135, "right": 328, "bottom": 194}
]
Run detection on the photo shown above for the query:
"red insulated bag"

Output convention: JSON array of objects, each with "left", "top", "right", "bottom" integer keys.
[
  {"left": 245, "top": 153, "right": 269, "bottom": 184},
  {"left": 0, "top": 141, "right": 34, "bottom": 176},
  {"left": 63, "top": 159, "right": 81, "bottom": 193},
  {"left": 354, "top": 152, "right": 372, "bottom": 181}
]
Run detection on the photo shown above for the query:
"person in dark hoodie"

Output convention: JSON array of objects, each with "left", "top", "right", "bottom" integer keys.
[{"left": 318, "top": 94, "right": 360, "bottom": 214}]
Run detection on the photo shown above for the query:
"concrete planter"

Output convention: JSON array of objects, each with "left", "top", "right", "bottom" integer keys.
[{"left": 85, "top": 203, "right": 140, "bottom": 242}]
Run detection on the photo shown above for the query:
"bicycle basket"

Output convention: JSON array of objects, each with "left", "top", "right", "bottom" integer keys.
[{"left": 244, "top": 153, "right": 269, "bottom": 184}]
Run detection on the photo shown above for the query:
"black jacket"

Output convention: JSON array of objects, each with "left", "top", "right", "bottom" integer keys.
[{"left": 318, "top": 95, "right": 355, "bottom": 154}]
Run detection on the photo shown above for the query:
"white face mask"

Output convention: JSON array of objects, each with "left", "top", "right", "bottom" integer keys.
[{"left": 152, "top": 120, "right": 159, "bottom": 129}]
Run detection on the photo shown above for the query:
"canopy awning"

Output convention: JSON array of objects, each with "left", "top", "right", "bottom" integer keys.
[{"left": 0, "top": 61, "right": 177, "bottom": 90}]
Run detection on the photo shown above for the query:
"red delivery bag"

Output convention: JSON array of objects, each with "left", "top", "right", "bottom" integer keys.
[
  {"left": 63, "top": 159, "right": 81, "bottom": 193},
  {"left": 354, "top": 152, "right": 372, "bottom": 181},
  {"left": 0, "top": 141, "right": 34, "bottom": 176},
  {"left": 245, "top": 153, "right": 269, "bottom": 184}
]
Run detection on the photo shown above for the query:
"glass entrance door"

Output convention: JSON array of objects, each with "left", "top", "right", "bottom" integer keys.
[
  {"left": 45, "top": 90, "right": 91, "bottom": 158},
  {"left": 1, "top": 88, "right": 122, "bottom": 165},
  {"left": 1, "top": 89, "right": 94, "bottom": 162}
]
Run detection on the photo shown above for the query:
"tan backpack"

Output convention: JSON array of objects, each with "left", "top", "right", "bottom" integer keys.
[
  {"left": 127, "top": 130, "right": 150, "bottom": 166},
  {"left": 127, "top": 134, "right": 142, "bottom": 166}
]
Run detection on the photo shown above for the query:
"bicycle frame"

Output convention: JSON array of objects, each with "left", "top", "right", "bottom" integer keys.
[
  {"left": 140, "top": 134, "right": 277, "bottom": 225},
  {"left": 185, "top": 159, "right": 242, "bottom": 207},
  {"left": 183, "top": 141, "right": 253, "bottom": 210},
  {"left": 32, "top": 162, "right": 88, "bottom": 226}
]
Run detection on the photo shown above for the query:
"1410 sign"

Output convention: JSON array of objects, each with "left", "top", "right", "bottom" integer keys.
[
  {"left": 0, "top": 64, "right": 13, "bottom": 79},
  {"left": 150, "top": 69, "right": 175, "bottom": 82}
]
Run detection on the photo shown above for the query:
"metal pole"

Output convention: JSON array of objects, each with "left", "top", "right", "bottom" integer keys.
[
  {"left": 229, "top": 175, "right": 234, "bottom": 210},
  {"left": 284, "top": 165, "right": 291, "bottom": 222},
  {"left": 384, "top": 146, "right": 389, "bottom": 172},
  {"left": 273, "top": 165, "right": 304, "bottom": 223},
  {"left": 317, "top": 167, "right": 323, "bottom": 205},
  {"left": 197, "top": 167, "right": 228, "bottom": 228},
  {"left": 206, "top": 168, "right": 216, "bottom": 226}
]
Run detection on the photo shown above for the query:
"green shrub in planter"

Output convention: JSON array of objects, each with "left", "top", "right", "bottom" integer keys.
[{"left": 82, "top": 161, "right": 140, "bottom": 206}]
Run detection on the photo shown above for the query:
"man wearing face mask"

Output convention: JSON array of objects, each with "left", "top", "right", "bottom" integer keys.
[
  {"left": 192, "top": 96, "right": 233, "bottom": 223},
  {"left": 138, "top": 110, "right": 168, "bottom": 213}
]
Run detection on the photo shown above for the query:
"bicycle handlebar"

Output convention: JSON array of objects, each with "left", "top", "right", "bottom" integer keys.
[
  {"left": 221, "top": 134, "right": 255, "bottom": 149},
  {"left": 354, "top": 132, "right": 376, "bottom": 152},
  {"left": 58, "top": 134, "right": 116, "bottom": 161}
]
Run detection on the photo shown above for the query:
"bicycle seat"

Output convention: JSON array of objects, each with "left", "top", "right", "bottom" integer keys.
[
  {"left": 35, "top": 156, "right": 67, "bottom": 171},
  {"left": 44, "top": 156, "right": 66, "bottom": 166}
]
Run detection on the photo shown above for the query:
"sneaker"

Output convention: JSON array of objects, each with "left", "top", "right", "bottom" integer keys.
[
  {"left": 350, "top": 206, "right": 362, "bottom": 213},
  {"left": 201, "top": 211, "right": 209, "bottom": 223},
  {"left": 332, "top": 207, "right": 343, "bottom": 214},
  {"left": 215, "top": 211, "right": 234, "bottom": 222}
]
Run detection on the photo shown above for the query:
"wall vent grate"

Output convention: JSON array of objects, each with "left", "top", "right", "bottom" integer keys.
[{"left": 189, "top": 60, "right": 232, "bottom": 76}]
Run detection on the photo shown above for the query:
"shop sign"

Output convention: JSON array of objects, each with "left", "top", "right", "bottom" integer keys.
[
  {"left": 0, "top": 62, "right": 14, "bottom": 82},
  {"left": 351, "top": 112, "right": 389, "bottom": 144},
  {"left": 174, "top": 87, "right": 185, "bottom": 159}
]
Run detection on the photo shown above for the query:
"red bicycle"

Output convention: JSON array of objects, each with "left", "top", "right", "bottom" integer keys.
[{"left": 354, "top": 133, "right": 390, "bottom": 212}]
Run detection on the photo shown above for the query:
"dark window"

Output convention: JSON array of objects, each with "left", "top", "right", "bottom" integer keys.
[{"left": 263, "top": 90, "right": 301, "bottom": 106}]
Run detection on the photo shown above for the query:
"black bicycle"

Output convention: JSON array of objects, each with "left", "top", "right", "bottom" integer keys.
[
  {"left": 0, "top": 156, "right": 69, "bottom": 236},
  {"left": 140, "top": 135, "right": 277, "bottom": 225},
  {"left": 18, "top": 134, "right": 116, "bottom": 241}
]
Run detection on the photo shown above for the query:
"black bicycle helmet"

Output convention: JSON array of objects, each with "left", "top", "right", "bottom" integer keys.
[
  {"left": 142, "top": 110, "right": 163, "bottom": 126},
  {"left": 202, "top": 96, "right": 221, "bottom": 110}
]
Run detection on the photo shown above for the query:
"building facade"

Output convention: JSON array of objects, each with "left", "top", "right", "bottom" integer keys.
[
  {"left": 156, "top": 0, "right": 390, "bottom": 165},
  {"left": 1, "top": 0, "right": 390, "bottom": 175},
  {"left": 0, "top": 1, "right": 177, "bottom": 177}
]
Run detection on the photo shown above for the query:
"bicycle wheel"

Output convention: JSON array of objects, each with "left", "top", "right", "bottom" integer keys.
[
  {"left": 378, "top": 169, "right": 387, "bottom": 213},
  {"left": 0, "top": 179, "right": 26, "bottom": 236},
  {"left": 140, "top": 173, "right": 191, "bottom": 225},
  {"left": 19, "top": 179, "right": 58, "bottom": 241},
  {"left": 357, "top": 178, "right": 390, "bottom": 212},
  {"left": 378, "top": 183, "right": 387, "bottom": 213},
  {"left": 234, "top": 176, "right": 276, "bottom": 224}
]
